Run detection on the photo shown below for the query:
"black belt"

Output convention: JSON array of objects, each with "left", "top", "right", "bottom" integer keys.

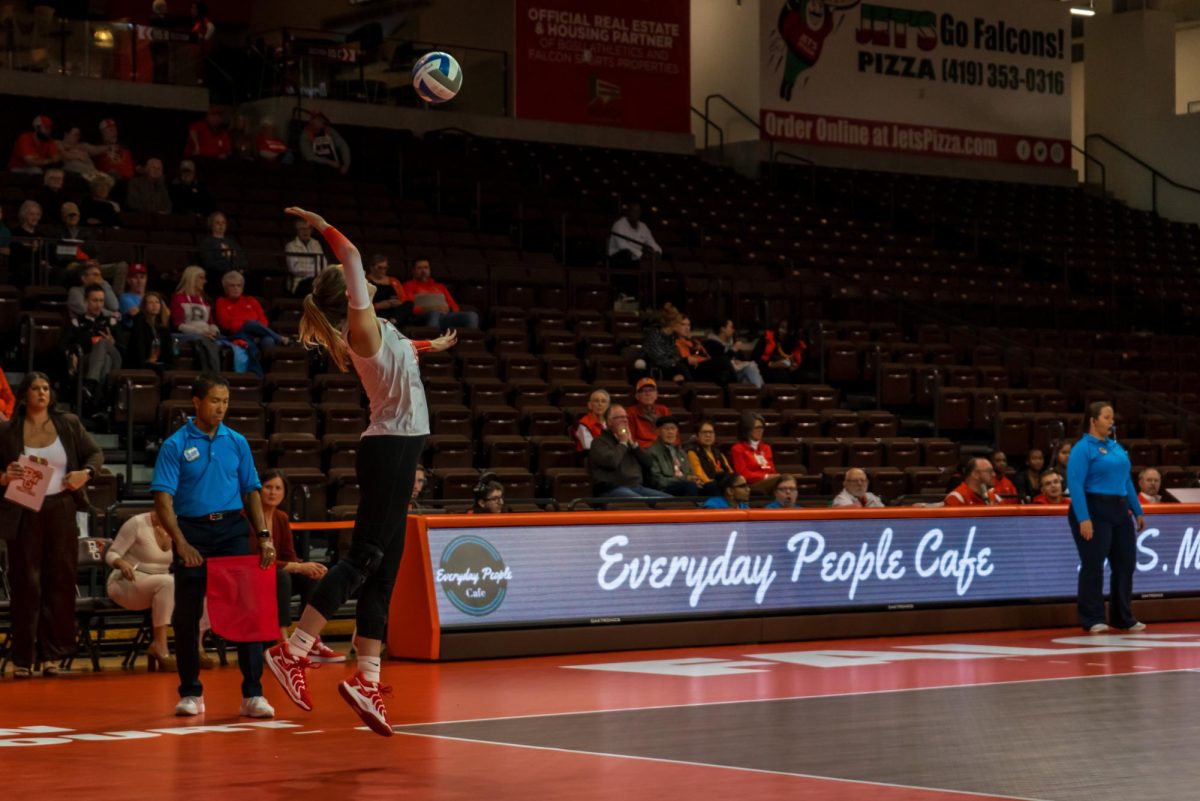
[{"left": 181, "top": 509, "right": 242, "bottom": 522}]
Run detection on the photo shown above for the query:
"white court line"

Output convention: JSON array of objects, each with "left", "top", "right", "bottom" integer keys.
[
  {"left": 397, "top": 666, "right": 1196, "bottom": 729},
  {"left": 394, "top": 729, "right": 1055, "bottom": 801}
]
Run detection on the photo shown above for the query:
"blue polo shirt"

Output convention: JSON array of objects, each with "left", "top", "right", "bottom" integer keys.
[
  {"left": 702, "top": 497, "right": 749, "bottom": 509},
  {"left": 150, "top": 418, "right": 261, "bottom": 518},
  {"left": 1066, "top": 434, "right": 1143, "bottom": 523}
]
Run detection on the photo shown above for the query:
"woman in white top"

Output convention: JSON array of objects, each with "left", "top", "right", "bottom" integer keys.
[
  {"left": 0, "top": 372, "right": 102, "bottom": 678},
  {"left": 267, "top": 207, "right": 456, "bottom": 737},
  {"left": 105, "top": 511, "right": 178, "bottom": 671}
]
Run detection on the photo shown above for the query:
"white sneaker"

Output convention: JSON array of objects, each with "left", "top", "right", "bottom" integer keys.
[
  {"left": 1088, "top": 623, "right": 1111, "bottom": 634},
  {"left": 239, "top": 696, "right": 275, "bottom": 718},
  {"left": 1125, "top": 621, "right": 1147, "bottom": 632},
  {"left": 175, "top": 696, "right": 205, "bottom": 716}
]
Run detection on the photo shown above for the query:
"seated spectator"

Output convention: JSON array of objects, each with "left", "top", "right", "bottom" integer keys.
[
  {"left": 125, "top": 290, "right": 174, "bottom": 372},
  {"left": 229, "top": 113, "right": 255, "bottom": 161},
  {"left": 0, "top": 365, "right": 12, "bottom": 421},
  {"left": 67, "top": 261, "right": 120, "bottom": 320},
  {"left": 588, "top": 405, "right": 670, "bottom": 500},
  {"left": 1032, "top": 469, "right": 1069, "bottom": 506},
  {"left": 126, "top": 158, "right": 172, "bottom": 214},
  {"left": 30, "top": 167, "right": 69, "bottom": 216},
  {"left": 7, "top": 200, "right": 47, "bottom": 286},
  {"left": 410, "top": 464, "right": 428, "bottom": 512},
  {"left": 607, "top": 198, "right": 661, "bottom": 300},
  {"left": 832, "top": 468, "right": 884, "bottom": 508},
  {"left": 688, "top": 419, "right": 736, "bottom": 491},
  {"left": 89, "top": 119, "right": 135, "bottom": 181},
  {"left": 991, "top": 450, "right": 1020, "bottom": 504},
  {"left": 257, "top": 470, "right": 341, "bottom": 660},
  {"left": 105, "top": 510, "right": 178, "bottom": 671},
  {"left": 730, "top": 411, "right": 779, "bottom": 494},
  {"left": 184, "top": 106, "right": 232, "bottom": 160},
  {"left": 1138, "top": 468, "right": 1163, "bottom": 505},
  {"left": 119, "top": 263, "right": 148, "bottom": 326},
  {"left": 199, "top": 211, "right": 247, "bottom": 279},
  {"left": 215, "top": 270, "right": 288, "bottom": 377},
  {"left": 299, "top": 111, "right": 351, "bottom": 174},
  {"left": 59, "top": 126, "right": 97, "bottom": 179},
  {"left": 1051, "top": 440, "right": 1072, "bottom": 476},
  {"left": 673, "top": 314, "right": 729, "bottom": 385},
  {"left": 255, "top": 117, "right": 291, "bottom": 163},
  {"left": 765, "top": 474, "right": 799, "bottom": 508},
  {"left": 9, "top": 115, "right": 61, "bottom": 174},
  {"left": 643, "top": 303, "right": 691, "bottom": 382},
  {"left": 751, "top": 318, "right": 808, "bottom": 384},
  {"left": 574, "top": 389, "right": 610, "bottom": 453},
  {"left": 285, "top": 218, "right": 325, "bottom": 293},
  {"left": 944, "top": 457, "right": 1001, "bottom": 506},
  {"left": 707, "top": 318, "right": 763, "bottom": 388},
  {"left": 703, "top": 473, "right": 751, "bottom": 509},
  {"left": 81, "top": 173, "right": 121, "bottom": 228},
  {"left": 63, "top": 284, "right": 122, "bottom": 409},
  {"left": 646, "top": 416, "right": 704, "bottom": 496},
  {"left": 367, "top": 253, "right": 413, "bottom": 327},
  {"left": 48, "top": 201, "right": 97, "bottom": 282},
  {"left": 0, "top": 206, "right": 10, "bottom": 256},
  {"left": 471, "top": 477, "right": 506, "bottom": 514},
  {"left": 403, "top": 257, "right": 479, "bottom": 329},
  {"left": 1013, "top": 448, "right": 1045, "bottom": 502},
  {"left": 169, "top": 159, "right": 215, "bottom": 216},
  {"left": 628, "top": 377, "right": 671, "bottom": 449},
  {"left": 170, "top": 265, "right": 224, "bottom": 372}
]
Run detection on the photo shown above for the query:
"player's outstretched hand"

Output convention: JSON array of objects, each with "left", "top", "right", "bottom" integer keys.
[
  {"left": 430, "top": 330, "right": 458, "bottom": 352},
  {"left": 284, "top": 206, "right": 329, "bottom": 232}
]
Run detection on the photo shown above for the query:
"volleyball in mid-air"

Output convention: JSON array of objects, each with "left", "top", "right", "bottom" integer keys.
[{"left": 412, "top": 51, "right": 462, "bottom": 104}]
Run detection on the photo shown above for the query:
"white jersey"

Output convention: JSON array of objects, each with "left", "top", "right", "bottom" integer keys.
[{"left": 345, "top": 319, "right": 430, "bottom": 438}]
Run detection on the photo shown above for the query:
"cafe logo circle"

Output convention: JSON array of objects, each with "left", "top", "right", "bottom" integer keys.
[{"left": 438, "top": 536, "right": 511, "bottom": 616}]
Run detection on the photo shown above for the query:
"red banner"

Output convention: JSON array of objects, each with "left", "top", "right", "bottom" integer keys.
[{"left": 515, "top": 0, "right": 690, "bottom": 133}]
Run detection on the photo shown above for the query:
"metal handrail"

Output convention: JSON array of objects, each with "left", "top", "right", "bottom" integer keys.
[
  {"left": 1070, "top": 143, "right": 1106, "bottom": 192},
  {"left": 704, "top": 94, "right": 773, "bottom": 162},
  {"left": 692, "top": 105, "right": 723, "bottom": 152},
  {"left": 1085, "top": 133, "right": 1200, "bottom": 214}
]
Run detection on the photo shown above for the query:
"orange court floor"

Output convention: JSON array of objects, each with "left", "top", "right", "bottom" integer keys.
[{"left": 5, "top": 622, "right": 1200, "bottom": 801}]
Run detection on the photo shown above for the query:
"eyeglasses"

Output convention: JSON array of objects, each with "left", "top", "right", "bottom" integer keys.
[
  {"left": 731, "top": 481, "right": 749, "bottom": 489},
  {"left": 484, "top": 496, "right": 503, "bottom": 503}
]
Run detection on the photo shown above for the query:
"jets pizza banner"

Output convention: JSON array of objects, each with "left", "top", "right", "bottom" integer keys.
[
  {"left": 760, "top": 0, "right": 1071, "bottom": 167},
  {"left": 514, "top": 0, "right": 690, "bottom": 133}
]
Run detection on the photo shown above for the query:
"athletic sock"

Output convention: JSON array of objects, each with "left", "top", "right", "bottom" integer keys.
[
  {"left": 358, "top": 655, "right": 381, "bottom": 684},
  {"left": 287, "top": 629, "right": 317, "bottom": 659}
]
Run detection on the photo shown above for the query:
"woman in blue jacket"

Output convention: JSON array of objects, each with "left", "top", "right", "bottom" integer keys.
[{"left": 1066, "top": 401, "right": 1145, "bottom": 634}]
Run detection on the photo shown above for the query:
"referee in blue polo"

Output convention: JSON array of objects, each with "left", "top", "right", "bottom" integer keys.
[{"left": 151, "top": 372, "right": 277, "bottom": 718}]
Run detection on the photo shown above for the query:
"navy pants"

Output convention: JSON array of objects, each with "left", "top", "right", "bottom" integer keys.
[
  {"left": 173, "top": 513, "right": 264, "bottom": 699},
  {"left": 1068, "top": 494, "right": 1138, "bottom": 630}
]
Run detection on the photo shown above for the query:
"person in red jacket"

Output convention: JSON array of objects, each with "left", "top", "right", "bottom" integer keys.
[
  {"left": 990, "top": 450, "right": 1020, "bottom": 504},
  {"left": 184, "top": 106, "right": 231, "bottom": 160},
  {"left": 9, "top": 115, "right": 62, "bottom": 174},
  {"left": 215, "top": 270, "right": 289, "bottom": 377},
  {"left": 401, "top": 257, "right": 479, "bottom": 330},
  {"left": 574, "top": 388, "right": 610, "bottom": 452},
  {"left": 628, "top": 377, "right": 670, "bottom": 449},
  {"left": 91, "top": 119, "right": 135, "bottom": 181},
  {"left": 730, "top": 411, "right": 779, "bottom": 494},
  {"left": 1032, "top": 469, "right": 1070, "bottom": 506},
  {"left": 944, "top": 458, "right": 1002, "bottom": 506},
  {"left": 0, "top": 365, "right": 14, "bottom": 421}
]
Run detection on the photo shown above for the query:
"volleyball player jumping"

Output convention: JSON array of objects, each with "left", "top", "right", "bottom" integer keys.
[{"left": 266, "top": 207, "right": 456, "bottom": 736}]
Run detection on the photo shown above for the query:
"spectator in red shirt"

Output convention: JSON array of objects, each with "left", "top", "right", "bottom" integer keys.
[
  {"left": 184, "top": 107, "right": 232, "bottom": 160},
  {"left": 628, "top": 377, "right": 670, "bottom": 449},
  {"left": 730, "top": 411, "right": 779, "bottom": 494},
  {"left": 0, "top": 365, "right": 14, "bottom": 421},
  {"left": 215, "top": 270, "right": 289, "bottom": 377},
  {"left": 574, "top": 389, "right": 610, "bottom": 453},
  {"left": 90, "top": 119, "right": 135, "bottom": 181},
  {"left": 1032, "top": 469, "right": 1069, "bottom": 506},
  {"left": 751, "top": 318, "right": 807, "bottom": 384},
  {"left": 991, "top": 450, "right": 1020, "bottom": 504},
  {"left": 944, "top": 458, "right": 1002, "bottom": 506},
  {"left": 255, "top": 117, "right": 292, "bottom": 164},
  {"left": 402, "top": 257, "right": 479, "bottom": 329},
  {"left": 1137, "top": 468, "right": 1163, "bottom": 505},
  {"left": 9, "top": 115, "right": 61, "bottom": 174}
]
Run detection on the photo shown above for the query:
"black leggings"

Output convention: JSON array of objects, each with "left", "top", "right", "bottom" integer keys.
[{"left": 308, "top": 434, "right": 425, "bottom": 641}]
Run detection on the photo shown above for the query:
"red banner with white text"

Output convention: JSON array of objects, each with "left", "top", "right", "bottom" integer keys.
[{"left": 515, "top": 0, "right": 690, "bottom": 133}]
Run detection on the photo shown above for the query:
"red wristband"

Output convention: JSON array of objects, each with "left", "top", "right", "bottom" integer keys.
[{"left": 412, "top": 340, "right": 433, "bottom": 353}]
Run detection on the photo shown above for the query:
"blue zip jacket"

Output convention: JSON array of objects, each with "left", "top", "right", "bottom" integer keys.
[{"left": 1066, "top": 434, "right": 1143, "bottom": 523}]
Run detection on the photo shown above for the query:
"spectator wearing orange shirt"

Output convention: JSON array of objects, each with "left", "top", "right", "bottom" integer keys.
[
  {"left": 751, "top": 318, "right": 807, "bottom": 384},
  {"left": 215, "top": 271, "right": 288, "bottom": 377},
  {"left": 89, "top": 119, "right": 135, "bottom": 181},
  {"left": 9, "top": 116, "right": 62, "bottom": 174},
  {"left": 1032, "top": 469, "right": 1069, "bottom": 506},
  {"left": 366, "top": 254, "right": 413, "bottom": 327},
  {"left": 574, "top": 389, "right": 610, "bottom": 453},
  {"left": 628, "top": 377, "right": 670, "bottom": 449},
  {"left": 184, "top": 107, "right": 232, "bottom": 160},
  {"left": 944, "top": 458, "right": 1002, "bottom": 506},
  {"left": 991, "top": 450, "right": 1020, "bottom": 504},
  {"left": 0, "top": 365, "right": 14, "bottom": 421},
  {"left": 730, "top": 411, "right": 779, "bottom": 494},
  {"left": 402, "top": 257, "right": 479, "bottom": 329},
  {"left": 255, "top": 117, "right": 292, "bottom": 164}
]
